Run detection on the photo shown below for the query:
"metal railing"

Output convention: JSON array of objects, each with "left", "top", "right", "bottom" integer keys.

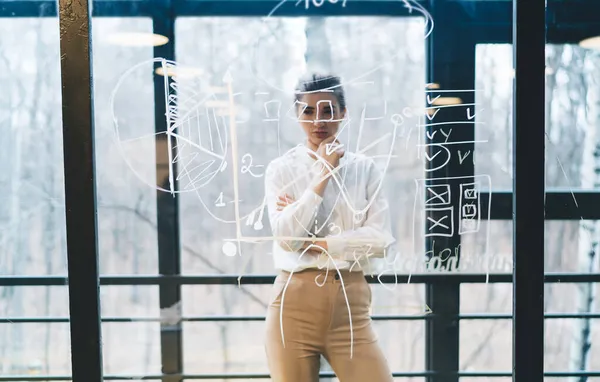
[{"left": 1, "top": 272, "right": 599, "bottom": 380}]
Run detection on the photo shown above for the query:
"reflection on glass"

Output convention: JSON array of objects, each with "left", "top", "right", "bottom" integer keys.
[
  {"left": 460, "top": 221, "right": 512, "bottom": 274},
  {"left": 460, "top": 319, "right": 512, "bottom": 373},
  {"left": 475, "top": 43, "right": 600, "bottom": 191},
  {"left": 0, "top": 17, "right": 70, "bottom": 377},
  {"left": 182, "top": 320, "right": 424, "bottom": 374},
  {"left": 93, "top": 18, "right": 158, "bottom": 276},
  {"left": 169, "top": 15, "right": 427, "bottom": 378},
  {"left": 175, "top": 16, "right": 426, "bottom": 275},
  {"left": 0, "top": 20, "right": 66, "bottom": 275},
  {"left": 101, "top": 322, "right": 161, "bottom": 375},
  {"left": 92, "top": 17, "right": 158, "bottom": 378}
]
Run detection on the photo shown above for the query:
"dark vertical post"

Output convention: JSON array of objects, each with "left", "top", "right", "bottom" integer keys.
[
  {"left": 424, "top": 1, "right": 475, "bottom": 381},
  {"left": 512, "top": 0, "right": 546, "bottom": 381},
  {"left": 153, "top": 2, "right": 183, "bottom": 382},
  {"left": 57, "top": 0, "right": 103, "bottom": 380}
]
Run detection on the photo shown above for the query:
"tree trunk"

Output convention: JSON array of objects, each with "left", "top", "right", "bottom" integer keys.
[
  {"left": 304, "top": 18, "right": 331, "bottom": 73},
  {"left": 569, "top": 52, "right": 600, "bottom": 381}
]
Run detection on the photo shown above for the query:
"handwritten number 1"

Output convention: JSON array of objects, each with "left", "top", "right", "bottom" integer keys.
[{"left": 215, "top": 192, "right": 225, "bottom": 207}]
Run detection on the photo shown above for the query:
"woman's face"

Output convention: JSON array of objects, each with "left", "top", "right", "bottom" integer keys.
[{"left": 296, "top": 92, "right": 346, "bottom": 148}]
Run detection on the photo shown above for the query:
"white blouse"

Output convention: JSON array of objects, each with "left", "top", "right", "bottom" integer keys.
[{"left": 264, "top": 145, "right": 395, "bottom": 275}]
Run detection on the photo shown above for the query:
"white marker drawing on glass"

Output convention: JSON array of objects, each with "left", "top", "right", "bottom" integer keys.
[
  {"left": 110, "top": 58, "right": 228, "bottom": 195},
  {"left": 107, "top": 3, "right": 440, "bottom": 376},
  {"left": 412, "top": 175, "right": 492, "bottom": 277},
  {"left": 251, "top": 0, "right": 434, "bottom": 93},
  {"left": 258, "top": 74, "right": 399, "bottom": 382}
]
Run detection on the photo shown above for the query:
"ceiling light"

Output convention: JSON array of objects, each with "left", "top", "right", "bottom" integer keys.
[
  {"left": 105, "top": 32, "right": 169, "bottom": 47},
  {"left": 431, "top": 97, "right": 463, "bottom": 106},
  {"left": 579, "top": 36, "right": 600, "bottom": 51},
  {"left": 155, "top": 66, "right": 204, "bottom": 78}
]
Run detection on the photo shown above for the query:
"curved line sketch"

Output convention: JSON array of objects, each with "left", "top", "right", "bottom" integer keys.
[
  {"left": 110, "top": 58, "right": 228, "bottom": 194},
  {"left": 104, "top": 2, "right": 499, "bottom": 354},
  {"left": 110, "top": 58, "right": 270, "bottom": 225},
  {"left": 249, "top": 0, "right": 434, "bottom": 94},
  {"left": 279, "top": 244, "right": 355, "bottom": 359}
]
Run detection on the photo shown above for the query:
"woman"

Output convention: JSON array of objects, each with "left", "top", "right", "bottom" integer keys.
[{"left": 263, "top": 73, "right": 395, "bottom": 382}]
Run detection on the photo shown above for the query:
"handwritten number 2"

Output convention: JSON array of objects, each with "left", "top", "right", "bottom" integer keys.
[{"left": 241, "top": 153, "right": 264, "bottom": 178}]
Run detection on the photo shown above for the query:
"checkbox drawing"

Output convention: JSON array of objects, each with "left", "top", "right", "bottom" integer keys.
[
  {"left": 462, "top": 203, "right": 477, "bottom": 218},
  {"left": 460, "top": 218, "right": 479, "bottom": 234},
  {"left": 424, "top": 206, "right": 454, "bottom": 237},
  {"left": 464, "top": 188, "right": 477, "bottom": 199},
  {"left": 460, "top": 182, "right": 479, "bottom": 200},
  {"left": 459, "top": 182, "right": 481, "bottom": 234},
  {"left": 413, "top": 175, "right": 492, "bottom": 257},
  {"left": 424, "top": 184, "right": 451, "bottom": 206}
]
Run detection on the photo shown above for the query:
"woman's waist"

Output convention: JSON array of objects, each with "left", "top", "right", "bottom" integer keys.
[{"left": 278, "top": 267, "right": 366, "bottom": 284}]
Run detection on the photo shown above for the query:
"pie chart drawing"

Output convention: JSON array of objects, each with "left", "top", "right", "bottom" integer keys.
[{"left": 110, "top": 58, "right": 229, "bottom": 194}]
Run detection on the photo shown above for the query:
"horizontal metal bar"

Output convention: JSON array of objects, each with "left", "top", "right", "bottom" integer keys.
[
  {"left": 4, "top": 312, "right": 600, "bottom": 324},
  {"left": 459, "top": 312, "right": 600, "bottom": 320},
  {"left": 3, "top": 273, "right": 600, "bottom": 286},
  {"left": 0, "top": 0, "right": 426, "bottom": 17},
  {"left": 484, "top": 191, "right": 600, "bottom": 220},
  {"left": 0, "top": 1, "right": 156, "bottom": 17},
  {"left": 172, "top": 0, "right": 420, "bottom": 17},
  {"left": 4, "top": 371, "right": 600, "bottom": 381},
  {"left": 0, "top": 314, "right": 431, "bottom": 324},
  {"left": 1, "top": 0, "right": 598, "bottom": 46}
]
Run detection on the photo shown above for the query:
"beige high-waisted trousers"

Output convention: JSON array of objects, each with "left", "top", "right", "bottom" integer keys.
[{"left": 264, "top": 268, "right": 393, "bottom": 382}]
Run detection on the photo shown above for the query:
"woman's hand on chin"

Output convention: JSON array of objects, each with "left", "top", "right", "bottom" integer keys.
[{"left": 316, "top": 136, "right": 345, "bottom": 169}]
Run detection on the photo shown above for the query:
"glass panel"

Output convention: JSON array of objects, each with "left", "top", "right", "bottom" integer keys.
[
  {"left": 183, "top": 320, "right": 424, "bottom": 374},
  {"left": 461, "top": 220, "right": 597, "bottom": 273},
  {"left": 93, "top": 17, "right": 158, "bottom": 276},
  {"left": 460, "top": 318, "right": 512, "bottom": 372},
  {"left": 460, "top": 221, "right": 512, "bottom": 274},
  {"left": 545, "top": 220, "right": 600, "bottom": 273},
  {"left": 482, "top": 22, "right": 600, "bottom": 378},
  {"left": 460, "top": 282, "right": 512, "bottom": 314},
  {"left": 475, "top": 44, "right": 513, "bottom": 191},
  {"left": 546, "top": 0, "right": 600, "bottom": 378},
  {"left": 476, "top": 43, "right": 600, "bottom": 191},
  {"left": 182, "top": 282, "right": 426, "bottom": 372},
  {"left": 175, "top": 14, "right": 426, "bottom": 379},
  {"left": 100, "top": 285, "right": 160, "bottom": 317},
  {"left": 175, "top": 16, "right": 426, "bottom": 274},
  {"left": 91, "top": 16, "right": 158, "bottom": 377},
  {"left": 0, "top": 287, "right": 70, "bottom": 375},
  {"left": 102, "top": 322, "right": 161, "bottom": 376},
  {"left": 545, "top": 45, "right": 600, "bottom": 190},
  {"left": 545, "top": 318, "right": 600, "bottom": 373},
  {"left": 0, "top": 20, "right": 66, "bottom": 276},
  {"left": 0, "top": 12, "right": 71, "bottom": 377}
]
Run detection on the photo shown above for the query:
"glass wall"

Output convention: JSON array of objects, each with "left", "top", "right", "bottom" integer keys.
[
  {"left": 92, "top": 16, "right": 162, "bottom": 376},
  {"left": 474, "top": 0, "right": 600, "bottom": 375},
  {"left": 0, "top": 13, "right": 71, "bottom": 377},
  {"left": 2, "top": 0, "right": 600, "bottom": 380},
  {"left": 174, "top": 14, "right": 427, "bottom": 377}
]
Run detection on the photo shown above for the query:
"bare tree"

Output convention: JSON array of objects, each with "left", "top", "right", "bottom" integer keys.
[{"left": 569, "top": 49, "right": 600, "bottom": 381}]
